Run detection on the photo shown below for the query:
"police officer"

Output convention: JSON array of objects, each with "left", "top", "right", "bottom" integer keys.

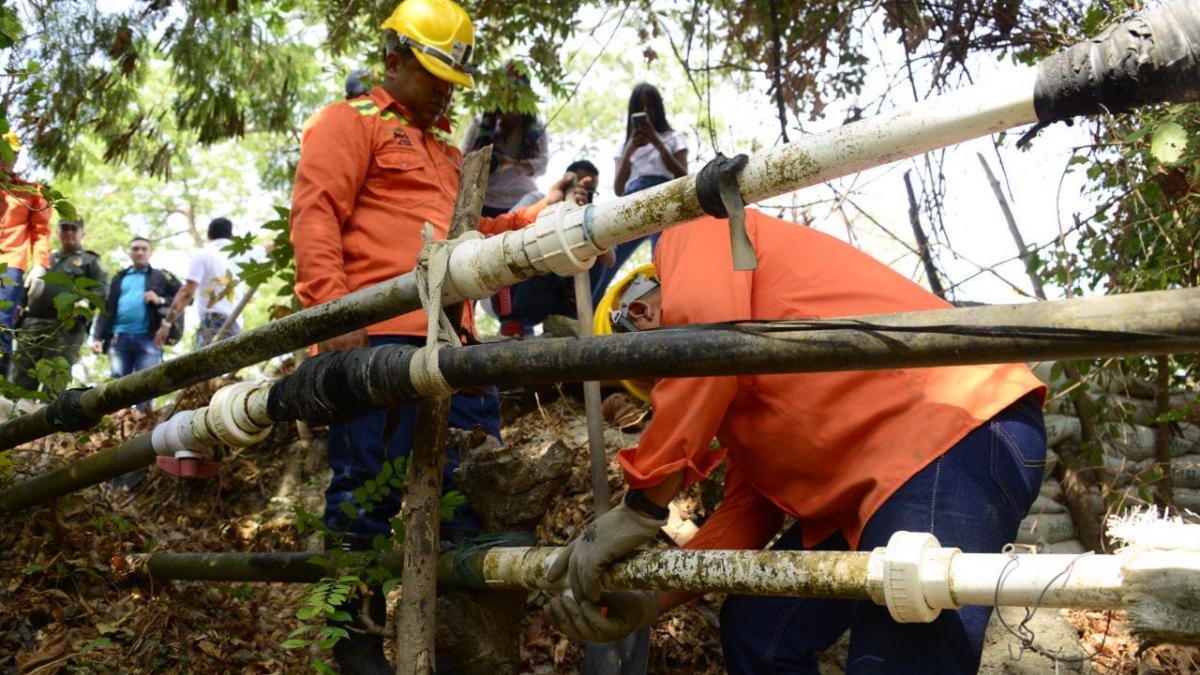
[{"left": 11, "top": 218, "right": 107, "bottom": 395}]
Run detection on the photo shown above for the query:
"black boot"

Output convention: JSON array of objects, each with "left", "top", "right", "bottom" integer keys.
[{"left": 326, "top": 535, "right": 393, "bottom": 675}]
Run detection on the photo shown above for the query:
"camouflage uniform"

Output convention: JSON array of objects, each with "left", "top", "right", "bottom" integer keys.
[{"left": 11, "top": 248, "right": 107, "bottom": 394}]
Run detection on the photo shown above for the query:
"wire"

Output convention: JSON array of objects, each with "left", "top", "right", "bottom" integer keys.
[{"left": 991, "top": 545, "right": 1115, "bottom": 666}]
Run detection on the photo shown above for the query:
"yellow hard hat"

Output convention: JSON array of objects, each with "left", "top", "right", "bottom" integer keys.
[
  {"left": 594, "top": 263, "right": 658, "bottom": 402},
  {"left": 381, "top": 0, "right": 476, "bottom": 89},
  {"left": 4, "top": 131, "right": 21, "bottom": 151}
]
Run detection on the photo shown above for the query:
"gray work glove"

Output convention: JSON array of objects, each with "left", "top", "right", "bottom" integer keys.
[
  {"left": 23, "top": 264, "right": 45, "bottom": 299},
  {"left": 546, "top": 591, "right": 658, "bottom": 643},
  {"left": 546, "top": 502, "right": 665, "bottom": 602}
]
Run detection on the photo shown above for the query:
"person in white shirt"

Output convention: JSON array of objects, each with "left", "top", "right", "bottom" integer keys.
[
  {"left": 154, "top": 217, "right": 249, "bottom": 349},
  {"left": 593, "top": 82, "right": 690, "bottom": 305},
  {"left": 460, "top": 63, "right": 550, "bottom": 217},
  {"left": 614, "top": 82, "right": 689, "bottom": 197}
]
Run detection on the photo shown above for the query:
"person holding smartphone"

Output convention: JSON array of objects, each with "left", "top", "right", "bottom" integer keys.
[
  {"left": 614, "top": 82, "right": 688, "bottom": 197},
  {"left": 594, "top": 83, "right": 689, "bottom": 304}
]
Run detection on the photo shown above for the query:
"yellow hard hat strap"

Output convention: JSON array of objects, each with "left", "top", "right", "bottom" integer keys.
[{"left": 394, "top": 32, "right": 476, "bottom": 75}]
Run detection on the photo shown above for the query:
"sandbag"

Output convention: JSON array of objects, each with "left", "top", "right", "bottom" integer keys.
[
  {"left": 1045, "top": 448, "right": 1059, "bottom": 477},
  {"left": 1037, "top": 538, "right": 1087, "bottom": 555},
  {"left": 1044, "top": 415, "right": 1081, "bottom": 448},
  {"left": 1169, "top": 455, "right": 1200, "bottom": 489},
  {"left": 1029, "top": 494, "right": 1068, "bottom": 515},
  {"left": 1174, "top": 487, "right": 1200, "bottom": 515},
  {"left": 1039, "top": 480, "right": 1063, "bottom": 502},
  {"left": 1016, "top": 511, "right": 1077, "bottom": 545}
]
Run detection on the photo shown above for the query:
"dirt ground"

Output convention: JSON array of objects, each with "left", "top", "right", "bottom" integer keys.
[{"left": 1, "top": 386, "right": 1198, "bottom": 673}]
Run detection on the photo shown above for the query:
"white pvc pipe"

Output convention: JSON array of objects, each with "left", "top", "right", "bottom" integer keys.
[
  {"left": 945, "top": 552, "right": 1124, "bottom": 609},
  {"left": 445, "top": 67, "right": 1038, "bottom": 301}
]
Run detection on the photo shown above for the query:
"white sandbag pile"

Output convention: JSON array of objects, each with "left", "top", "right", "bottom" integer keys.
[{"left": 1015, "top": 363, "right": 1198, "bottom": 554}]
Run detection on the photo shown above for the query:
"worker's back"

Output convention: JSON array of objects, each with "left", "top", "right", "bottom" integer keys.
[{"left": 630, "top": 209, "right": 1044, "bottom": 550}]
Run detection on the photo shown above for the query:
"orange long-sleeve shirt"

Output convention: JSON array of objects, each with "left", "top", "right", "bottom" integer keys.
[
  {"left": 0, "top": 181, "right": 51, "bottom": 272},
  {"left": 290, "top": 87, "right": 545, "bottom": 337},
  {"left": 619, "top": 210, "right": 1045, "bottom": 551}
]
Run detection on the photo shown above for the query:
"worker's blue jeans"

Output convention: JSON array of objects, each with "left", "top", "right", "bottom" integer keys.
[
  {"left": 719, "top": 392, "right": 1046, "bottom": 675},
  {"left": 323, "top": 335, "right": 502, "bottom": 541},
  {"left": 0, "top": 266, "right": 23, "bottom": 372}
]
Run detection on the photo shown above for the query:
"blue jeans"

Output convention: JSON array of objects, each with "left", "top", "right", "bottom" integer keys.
[
  {"left": 109, "top": 333, "right": 163, "bottom": 412},
  {"left": 109, "top": 333, "right": 163, "bottom": 378},
  {"left": 324, "top": 335, "right": 502, "bottom": 541},
  {"left": 589, "top": 174, "right": 670, "bottom": 306},
  {"left": 720, "top": 393, "right": 1046, "bottom": 675},
  {"left": 195, "top": 312, "right": 240, "bottom": 349},
  {"left": 0, "top": 266, "right": 23, "bottom": 372}
]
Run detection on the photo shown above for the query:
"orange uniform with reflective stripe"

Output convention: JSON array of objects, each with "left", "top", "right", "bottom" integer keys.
[
  {"left": 618, "top": 210, "right": 1045, "bottom": 551},
  {"left": 290, "top": 87, "right": 544, "bottom": 337},
  {"left": 0, "top": 182, "right": 51, "bottom": 272}
]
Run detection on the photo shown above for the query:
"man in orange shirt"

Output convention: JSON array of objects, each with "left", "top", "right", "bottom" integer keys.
[
  {"left": 0, "top": 135, "right": 51, "bottom": 375},
  {"left": 547, "top": 209, "right": 1047, "bottom": 674},
  {"left": 290, "top": 0, "right": 587, "bottom": 670}
]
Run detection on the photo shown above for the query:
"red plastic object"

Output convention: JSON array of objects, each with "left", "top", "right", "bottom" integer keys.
[{"left": 155, "top": 456, "right": 220, "bottom": 479}]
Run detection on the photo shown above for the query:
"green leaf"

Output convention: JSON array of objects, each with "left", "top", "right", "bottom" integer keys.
[
  {"left": 281, "top": 638, "right": 310, "bottom": 649},
  {"left": 339, "top": 502, "right": 359, "bottom": 520},
  {"left": 313, "top": 659, "right": 338, "bottom": 675},
  {"left": 1150, "top": 122, "right": 1187, "bottom": 165}
]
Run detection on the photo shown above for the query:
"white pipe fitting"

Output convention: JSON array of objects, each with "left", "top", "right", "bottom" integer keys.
[
  {"left": 149, "top": 381, "right": 274, "bottom": 460},
  {"left": 206, "top": 381, "right": 273, "bottom": 448},
  {"left": 446, "top": 203, "right": 603, "bottom": 300}
]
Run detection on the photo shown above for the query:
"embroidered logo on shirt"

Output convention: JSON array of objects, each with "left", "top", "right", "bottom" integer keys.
[{"left": 391, "top": 128, "right": 413, "bottom": 147}]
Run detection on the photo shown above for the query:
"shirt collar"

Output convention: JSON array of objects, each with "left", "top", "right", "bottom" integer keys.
[{"left": 370, "top": 86, "right": 453, "bottom": 134}]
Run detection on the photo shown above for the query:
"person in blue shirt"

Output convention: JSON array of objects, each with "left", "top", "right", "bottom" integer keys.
[{"left": 91, "top": 237, "right": 181, "bottom": 383}]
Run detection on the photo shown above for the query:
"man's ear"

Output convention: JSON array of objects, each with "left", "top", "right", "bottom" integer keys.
[
  {"left": 628, "top": 299, "right": 653, "bottom": 324},
  {"left": 383, "top": 51, "right": 401, "bottom": 79}
]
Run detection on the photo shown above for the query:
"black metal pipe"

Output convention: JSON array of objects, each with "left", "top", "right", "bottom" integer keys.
[{"left": 268, "top": 288, "right": 1200, "bottom": 425}]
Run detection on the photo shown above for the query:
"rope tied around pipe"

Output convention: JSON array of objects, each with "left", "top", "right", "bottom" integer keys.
[{"left": 409, "top": 224, "right": 482, "bottom": 398}]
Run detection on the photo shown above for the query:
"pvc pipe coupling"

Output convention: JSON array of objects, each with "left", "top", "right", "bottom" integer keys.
[
  {"left": 151, "top": 381, "right": 274, "bottom": 459},
  {"left": 447, "top": 203, "right": 604, "bottom": 300},
  {"left": 866, "top": 531, "right": 962, "bottom": 624}
]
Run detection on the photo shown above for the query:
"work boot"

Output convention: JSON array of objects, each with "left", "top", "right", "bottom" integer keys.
[{"left": 325, "top": 534, "right": 392, "bottom": 675}]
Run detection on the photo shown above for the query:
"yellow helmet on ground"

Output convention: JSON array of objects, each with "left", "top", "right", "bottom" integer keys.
[
  {"left": 594, "top": 263, "right": 659, "bottom": 401},
  {"left": 381, "top": 0, "right": 476, "bottom": 89}
]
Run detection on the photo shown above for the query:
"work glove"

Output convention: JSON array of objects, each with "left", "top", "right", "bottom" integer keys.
[
  {"left": 23, "top": 264, "right": 45, "bottom": 299},
  {"left": 546, "top": 591, "right": 658, "bottom": 643},
  {"left": 546, "top": 502, "right": 665, "bottom": 603}
]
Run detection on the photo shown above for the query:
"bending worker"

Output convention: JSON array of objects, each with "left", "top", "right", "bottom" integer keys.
[
  {"left": 289, "top": 0, "right": 588, "bottom": 671},
  {"left": 547, "top": 208, "right": 1047, "bottom": 674}
]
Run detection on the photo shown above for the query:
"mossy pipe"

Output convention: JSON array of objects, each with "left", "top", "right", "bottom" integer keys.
[
  {"left": 267, "top": 288, "right": 1200, "bottom": 425},
  {"left": 121, "top": 545, "right": 1132, "bottom": 614},
  {"left": 0, "top": 433, "right": 154, "bottom": 514},
  {"left": 5, "top": 0, "right": 1199, "bottom": 451},
  {"left": 123, "top": 547, "right": 874, "bottom": 600}
]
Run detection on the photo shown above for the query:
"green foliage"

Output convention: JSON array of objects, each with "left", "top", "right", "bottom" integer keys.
[{"left": 1028, "top": 3, "right": 1200, "bottom": 510}]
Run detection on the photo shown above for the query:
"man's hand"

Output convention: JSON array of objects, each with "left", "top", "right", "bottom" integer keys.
[
  {"left": 544, "top": 172, "right": 596, "bottom": 207},
  {"left": 153, "top": 322, "right": 171, "bottom": 348},
  {"left": 317, "top": 328, "right": 369, "bottom": 354},
  {"left": 143, "top": 290, "right": 164, "bottom": 306},
  {"left": 546, "top": 502, "right": 665, "bottom": 603},
  {"left": 90, "top": 340, "right": 103, "bottom": 354},
  {"left": 546, "top": 591, "right": 658, "bottom": 643},
  {"left": 23, "top": 264, "right": 45, "bottom": 298}
]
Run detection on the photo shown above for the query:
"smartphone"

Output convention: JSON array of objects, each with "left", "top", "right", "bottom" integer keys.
[{"left": 631, "top": 112, "right": 650, "bottom": 126}]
